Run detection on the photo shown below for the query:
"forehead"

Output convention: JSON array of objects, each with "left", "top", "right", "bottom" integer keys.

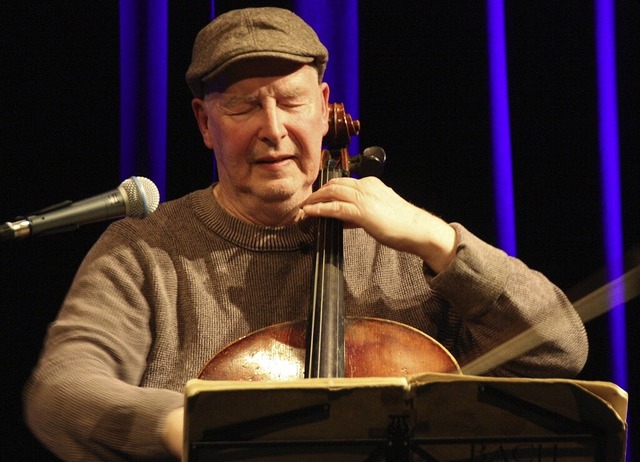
[{"left": 203, "top": 58, "right": 318, "bottom": 95}]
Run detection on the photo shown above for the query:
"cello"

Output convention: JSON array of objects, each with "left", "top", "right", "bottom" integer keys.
[{"left": 199, "top": 103, "right": 460, "bottom": 381}]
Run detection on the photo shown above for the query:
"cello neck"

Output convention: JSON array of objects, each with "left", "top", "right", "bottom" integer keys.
[
  {"left": 305, "top": 102, "right": 359, "bottom": 379},
  {"left": 305, "top": 157, "right": 346, "bottom": 378}
]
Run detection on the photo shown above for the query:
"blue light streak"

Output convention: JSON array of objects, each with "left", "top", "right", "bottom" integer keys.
[
  {"left": 146, "top": 1, "right": 167, "bottom": 198},
  {"left": 119, "top": 0, "right": 167, "bottom": 200},
  {"left": 294, "top": 0, "right": 360, "bottom": 156},
  {"left": 595, "top": 0, "right": 628, "bottom": 390},
  {"left": 487, "top": 0, "right": 516, "bottom": 256},
  {"left": 594, "top": 1, "right": 628, "bottom": 458}
]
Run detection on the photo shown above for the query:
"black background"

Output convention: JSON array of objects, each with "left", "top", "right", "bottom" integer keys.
[{"left": 1, "top": 1, "right": 638, "bottom": 460}]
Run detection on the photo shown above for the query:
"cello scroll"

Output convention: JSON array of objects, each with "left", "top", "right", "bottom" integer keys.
[{"left": 323, "top": 102, "right": 386, "bottom": 178}]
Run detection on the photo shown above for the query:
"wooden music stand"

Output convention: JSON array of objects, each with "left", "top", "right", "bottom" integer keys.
[{"left": 182, "top": 373, "right": 627, "bottom": 462}]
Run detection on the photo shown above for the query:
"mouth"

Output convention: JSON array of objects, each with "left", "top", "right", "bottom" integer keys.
[{"left": 254, "top": 155, "right": 296, "bottom": 166}]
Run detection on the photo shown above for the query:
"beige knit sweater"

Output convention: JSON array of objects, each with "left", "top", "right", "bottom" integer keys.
[{"left": 24, "top": 186, "right": 588, "bottom": 460}]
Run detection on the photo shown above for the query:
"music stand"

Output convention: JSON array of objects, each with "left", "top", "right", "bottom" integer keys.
[{"left": 183, "top": 373, "right": 627, "bottom": 462}]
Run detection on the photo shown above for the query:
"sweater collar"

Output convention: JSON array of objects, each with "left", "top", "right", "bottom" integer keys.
[{"left": 191, "top": 186, "right": 317, "bottom": 251}]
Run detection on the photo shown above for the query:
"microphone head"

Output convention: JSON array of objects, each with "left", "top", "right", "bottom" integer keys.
[{"left": 120, "top": 176, "right": 160, "bottom": 218}]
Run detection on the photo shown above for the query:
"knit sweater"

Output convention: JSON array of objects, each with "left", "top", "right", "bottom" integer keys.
[{"left": 24, "top": 186, "right": 588, "bottom": 460}]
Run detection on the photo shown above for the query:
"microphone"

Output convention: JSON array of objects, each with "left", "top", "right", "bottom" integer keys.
[{"left": 0, "top": 176, "right": 160, "bottom": 241}]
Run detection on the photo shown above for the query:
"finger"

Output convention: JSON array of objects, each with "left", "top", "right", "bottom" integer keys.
[
  {"left": 301, "top": 200, "right": 363, "bottom": 222},
  {"left": 304, "top": 179, "right": 361, "bottom": 205}
]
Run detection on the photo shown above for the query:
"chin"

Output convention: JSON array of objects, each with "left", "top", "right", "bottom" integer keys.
[{"left": 258, "top": 180, "right": 310, "bottom": 202}]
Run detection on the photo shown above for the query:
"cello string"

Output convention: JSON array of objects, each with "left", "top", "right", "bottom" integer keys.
[
  {"left": 307, "top": 166, "right": 329, "bottom": 373},
  {"left": 461, "top": 264, "right": 640, "bottom": 376}
]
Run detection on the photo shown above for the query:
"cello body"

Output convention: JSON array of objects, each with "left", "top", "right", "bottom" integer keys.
[{"left": 199, "top": 317, "right": 460, "bottom": 381}]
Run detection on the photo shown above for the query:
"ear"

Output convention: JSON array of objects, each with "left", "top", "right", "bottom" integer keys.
[
  {"left": 319, "top": 82, "right": 330, "bottom": 136},
  {"left": 191, "top": 98, "right": 215, "bottom": 149}
]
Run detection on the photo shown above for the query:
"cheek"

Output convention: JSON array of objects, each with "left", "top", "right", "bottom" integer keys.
[
  {"left": 298, "top": 110, "right": 328, "bottom": 145},
  {"left": 208, "top": 122, "right": 242, "bottom": 158},
  {"left": 297, "top": 117, "right": 328, "bottom": 169}
]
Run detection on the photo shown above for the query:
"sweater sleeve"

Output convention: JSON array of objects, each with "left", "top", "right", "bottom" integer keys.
[
  {"left": 428, "top": 223, "right": 588, "bottom": 378},
  {"left": 23, "top": 226, "right": 184, "bottom": 461}
]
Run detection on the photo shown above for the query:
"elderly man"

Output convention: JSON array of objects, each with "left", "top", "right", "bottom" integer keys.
[{"left": 24, "top": 7, "right": 587, "bottom": 460}]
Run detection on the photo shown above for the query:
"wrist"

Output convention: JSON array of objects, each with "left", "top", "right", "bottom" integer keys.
[
  {"left": 415, "top": 218, "right": 457, "bottom": 274},
  {"left": 163, "top": 407, "right": 184, "bottom": 459}
]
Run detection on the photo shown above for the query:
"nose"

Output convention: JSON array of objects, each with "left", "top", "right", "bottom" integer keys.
[{"left": 258, "top": 103, "right": 287, "bottom": 145}]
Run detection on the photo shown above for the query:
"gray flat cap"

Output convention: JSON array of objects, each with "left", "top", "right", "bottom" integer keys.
[{"left": 185, "top": 7, "right": 329, "bottom": 98}]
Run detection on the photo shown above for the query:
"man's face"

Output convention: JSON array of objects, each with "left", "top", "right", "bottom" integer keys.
[{"left": 193, "top": 62, "right": 330, "bottom": 219}]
